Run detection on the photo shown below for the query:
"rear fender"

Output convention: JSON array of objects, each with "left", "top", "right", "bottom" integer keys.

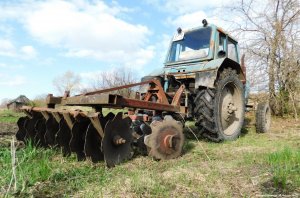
[{"left": 195, "top": 58, "right": 245, "bottom": 89}]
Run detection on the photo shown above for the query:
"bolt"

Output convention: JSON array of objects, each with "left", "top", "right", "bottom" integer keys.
[{"left": 113, "top": 135, "right": 126, "bottom": 145}]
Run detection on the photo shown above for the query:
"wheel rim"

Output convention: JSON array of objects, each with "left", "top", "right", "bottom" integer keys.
[{"left": 219, "top": 81, "right": 243, "bottom": 136}]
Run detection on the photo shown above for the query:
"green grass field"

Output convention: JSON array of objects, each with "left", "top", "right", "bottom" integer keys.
[
  {"left": 0, "top": 109, "right": 25, "bottom": 123},
  {"left": 0, "top": 109, "right": 299, "bottom": 197}
]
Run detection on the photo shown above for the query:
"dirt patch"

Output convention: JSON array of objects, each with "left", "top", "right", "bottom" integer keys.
[{"left": 0, "top": 122, "right": 18, "bottom": 147}]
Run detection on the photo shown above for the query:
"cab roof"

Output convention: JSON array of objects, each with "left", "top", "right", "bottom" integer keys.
[{"left": 181, "top": 23, "right": 238, "bottom": 43}]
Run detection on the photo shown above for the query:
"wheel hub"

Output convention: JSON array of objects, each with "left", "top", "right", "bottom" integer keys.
[
  {"left": 222, "top": 93, "right": 238, "bottom": 122},
  {"left": 219, "top": 83, "right": 243, "bottom": 136}
]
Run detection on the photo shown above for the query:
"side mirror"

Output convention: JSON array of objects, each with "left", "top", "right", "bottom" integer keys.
[{"left": 218, "top": 50, "right": 226, "bottom": 58}]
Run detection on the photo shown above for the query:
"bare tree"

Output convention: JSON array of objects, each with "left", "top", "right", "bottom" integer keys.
[
  {"left": 229, "top": 0, "right": 300, "bottom": 117},
  {"left": 90, "top": 68, "right": 137, "bottom": 98},
  {"left": 32, "top": 94, "right": 48, "bottom": 107},
  {"left": 53, "top": 71, "right": 82, "bottom": 95}
]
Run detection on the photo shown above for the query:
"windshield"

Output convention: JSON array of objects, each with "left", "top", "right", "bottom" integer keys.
[{"left": 167, "top": 27, "right": 212, "bottom": 63}]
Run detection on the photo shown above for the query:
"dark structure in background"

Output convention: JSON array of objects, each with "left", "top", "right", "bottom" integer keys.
[{"left": 7, "top": 95, "right": 30, "bottom": 112}]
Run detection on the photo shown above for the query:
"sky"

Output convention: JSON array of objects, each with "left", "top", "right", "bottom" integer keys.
[{"left": 0, "top": 0, "right": 233, "bottom": 102}]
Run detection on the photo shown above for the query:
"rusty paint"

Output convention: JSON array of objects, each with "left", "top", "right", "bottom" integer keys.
[
  {"left": 171, "top": 84, "right": 185, "bottom": 106},
  {"left": 210, "top": 40, "right": 215, "bottom": 50},
  {"left": 128, "top": 114, "right": 150, "bottom": 122},
  {"left": 117, "top": 97, "right": 180, "bottom": 112},
  {"left": 88, "top": 115, "right": 104, "bottom": 138},
  {"left": 62, "top": 112, "right": 74, "bottom": 130},
  {"left": 81, "top": 80, "right": 154, "bottom": 96}
]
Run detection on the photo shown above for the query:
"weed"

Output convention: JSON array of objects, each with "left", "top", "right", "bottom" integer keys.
[{"left": 267, "top": 147, "right": 300, "bottom": 191}]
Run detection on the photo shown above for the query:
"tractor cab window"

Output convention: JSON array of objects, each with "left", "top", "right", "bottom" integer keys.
[
  {"left": 228, "top": 39, "right": 238, "bottom": 62},
  {"left": 167, "top": 27, "right": 212, "bottom": 62}
]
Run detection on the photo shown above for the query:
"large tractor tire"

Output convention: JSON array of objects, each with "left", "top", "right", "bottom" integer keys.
[
  {"left": 255, "top": 102, "right": 271, "bottom": 133},
  {"left": 194, "top": 68, "right": 245, "bottom": 142}
]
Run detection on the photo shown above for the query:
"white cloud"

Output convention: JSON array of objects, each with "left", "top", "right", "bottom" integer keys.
[
  {"left": 20, "top": 45, "right": 37, "bottom": 59},
  {"left": 0, "top": 74, "right": 27, "bottom": 86},
  {"left": 0, "top": 39, "right": 16, "bottom": 57},
  {"left": 164, "top": 0, "right": 226, "bottom": 14},
  {"left": 146, "top": 0, "right": 227, "bottom": 14},
  {"left": 169, "top": 11, "right": 229, "bottom": 29},
  {"left": 0, "top": 38, "right": 37, "bottom": 59},
  {"left": 0, "top": 0, "right": 154, "bottom": 68},
  {"left": 0, "top": 63, "right": 24, "bottom": 69},
  {"left": 148, "top": 0, "right": 238, "bottom": 31}
]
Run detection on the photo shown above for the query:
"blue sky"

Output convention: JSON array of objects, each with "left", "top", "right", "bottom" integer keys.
[{"left": 0, "top": 0, "right": 230, "bottom": 102}]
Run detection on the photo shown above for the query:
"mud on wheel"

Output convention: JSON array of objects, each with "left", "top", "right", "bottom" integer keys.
[{"left": 194, "top": 68, "right": 245, "bottom": 142}]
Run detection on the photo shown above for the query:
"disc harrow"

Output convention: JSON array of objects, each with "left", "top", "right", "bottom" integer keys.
[{"left": 16, "top": 79, "right": 187, "bottom": 167}]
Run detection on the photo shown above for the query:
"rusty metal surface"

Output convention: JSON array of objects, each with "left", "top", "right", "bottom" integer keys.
[
  {"left": 46, "top": 94, "right": 62, "bottom": 107},
  {"left": 35, "top": 118, "right": 47, "bottom": 147},
  {"left": 146, "top": 118, "right": 184, "bottom": 160},
  {"left": 171, "top": 84, "right": 185, "bottom": 106},
  {"left": 16, "top": 117, "right": 29, "bottom": 142},
  {"left": 44, "top": 115, "right": 59, "bottom": 146},
  {"left": 56, "top": 119, "right": 72, "bottom": 157},
  {"left": 44, "top": 93, "right": 182, "bottom": 113},
  {"left": 128, "top": 114, "right": 150, "bottom": 122},
  {"left": 62, "top": 93, "right": 112, "bottom": 106},
  {"left": 70, "top": 118, "right": 90, "bottom": 161},
  {"left": 62, "top": 112, "right": 74, "bottom": 130},
  {"left": 118, "top": 97, "right": 180, "bottom": 112},
  {"left": 84, "top": 123, "right": 104, "bottom": 163},
  {"left": 41, "top": 77, "right": 186, "bottom": 115},
  {"left": 143, "top": 79, "right": 169, "bottom": 104},
  {"left": 81, "top": 80, "right": 154, "bottom": 96},
  {"left": 102, "top": 112, "right": 133, "bottom": 167}
]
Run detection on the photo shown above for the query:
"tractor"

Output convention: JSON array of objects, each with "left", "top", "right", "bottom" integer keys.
[{"left": 16, "top": 20, "right": 271, "bottom": 167}]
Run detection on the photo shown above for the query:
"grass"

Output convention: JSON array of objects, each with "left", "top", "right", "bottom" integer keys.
[
  {"left": 267, "top": 147, "right": 300, "bottom": 192},
  {"left": 0, "top": 109, "right": 24, "bottom": 123},
  {"left": 0, "top": 111, "right": 299, "bottom": 197}
]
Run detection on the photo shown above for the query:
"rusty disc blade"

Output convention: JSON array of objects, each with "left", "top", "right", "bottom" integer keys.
[
  {"left": 102, "top": 112, "right": 133, "bottom": 168},
  {"left": 101, "top": 112, "right": 115, "bottom": 126},
  {"left": 16, "top": 116, "right": 29, "bottom": 142},
  {"left": 44, "top": 115, "right": 59, "bottom": 147},
  {"left": 24, "top": 112, "right": 43, "bottom": 145},
  {"left": 84, "top": 123, "right": 104, "bottom": 163},
  {"left": 148, "top": 118, "right": 184, "bottom": 160},
  {"left": 84, "top": 113, "right": 115, "bottom": 163},
  {"left": 70, "top": 118, "right": 90, "bottom": 161},
  {"left": 56, "top": 119, "right": 72, "bottom": 157},
  {"left": 34, "top": 118, "right": 47, "bottom": 147}
]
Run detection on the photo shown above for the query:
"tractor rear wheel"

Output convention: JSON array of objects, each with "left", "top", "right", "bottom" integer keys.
[
  {"left": 194, "top": 68, "right": 245, "bottom": 142},
  {"left": 255, "top": 102, "right": 271, "bottom": 133}
]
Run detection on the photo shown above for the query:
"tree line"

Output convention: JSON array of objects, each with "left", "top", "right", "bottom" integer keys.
[{"left": 229, "top": 0, "right": 300, "bottom": 119}]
